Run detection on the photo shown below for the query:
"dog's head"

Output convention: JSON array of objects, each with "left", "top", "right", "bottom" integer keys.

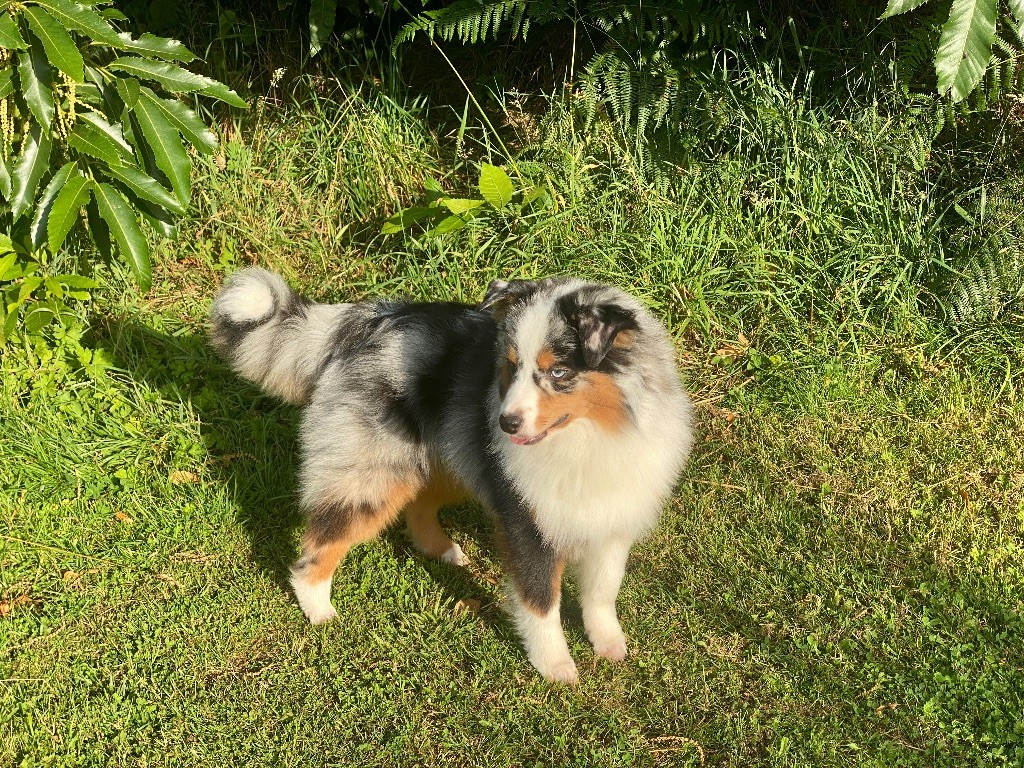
[{"left": 482, "top": 278, "right": 640, "bottom": 445}]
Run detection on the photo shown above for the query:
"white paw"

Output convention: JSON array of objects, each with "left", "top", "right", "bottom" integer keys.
[
  {"left": 587, "top": 619, "right": 628, "bottom": 661},
  {"left": 592, "top": 634, "right": 628, "bottom": 661},
  {"left": 533, "top": 653, "right": 579, "bottom": 684},
  {"left": 441, "top": 543, "right": 469, "bottom": 566},
  {"left": 291, "top": 575, "right": 337, "bottom": 625},
  {"left": 305, "top": 604, "right": 338, "bottom": 625}
]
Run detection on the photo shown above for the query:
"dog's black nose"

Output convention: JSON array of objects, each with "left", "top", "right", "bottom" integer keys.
[{"left": 499, "top": 412, "right": 523, "bottom": 434}]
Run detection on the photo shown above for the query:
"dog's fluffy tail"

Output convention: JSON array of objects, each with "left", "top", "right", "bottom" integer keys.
[{"left": 210, "top": 268, "right": 346, "bottom": 404}]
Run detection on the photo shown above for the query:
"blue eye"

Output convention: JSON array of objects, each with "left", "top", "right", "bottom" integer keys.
[{"left": 550, "top": 367, "right": 569, "bottom": 379}]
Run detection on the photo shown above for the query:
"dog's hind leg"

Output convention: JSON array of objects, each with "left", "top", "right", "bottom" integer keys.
[
  {"left": 404, "top": 470, "right": 469, "bottom": 566},
  {"left": 290, "top": 477, "right": 421, "bottom": 624}
]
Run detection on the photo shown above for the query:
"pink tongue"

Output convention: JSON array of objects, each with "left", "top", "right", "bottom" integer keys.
[{"left": 510, "top": 432, "right": 544, "bottom": 445}]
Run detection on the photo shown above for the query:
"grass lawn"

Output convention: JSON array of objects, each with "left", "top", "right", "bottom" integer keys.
[{"left": 2, "top": 64, "right": 1023, "bottom": 766}]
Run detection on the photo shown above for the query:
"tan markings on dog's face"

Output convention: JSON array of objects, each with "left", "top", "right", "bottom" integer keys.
[
  {"left": 534, "top": 370, "right": 627, "bottom": 435},
  {"left": 536, "top": 348, "right": 557, "bottom": 371},
  {"left": 499, "top": 356, "right": 514, "bottom": 398},
  {"left": 612, "top": 329, "right": 635, "bottom": 350}
]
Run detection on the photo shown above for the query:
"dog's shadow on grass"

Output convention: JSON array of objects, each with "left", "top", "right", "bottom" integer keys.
[{"left": 101, "top": 319, "right": 501, "bottom": 624}]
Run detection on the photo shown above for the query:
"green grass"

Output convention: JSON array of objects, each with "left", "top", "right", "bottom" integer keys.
[{"left": 2, "top": 58, "right": 1023, "bottom": 766}]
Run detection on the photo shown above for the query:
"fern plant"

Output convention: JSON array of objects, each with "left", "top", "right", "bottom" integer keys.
[
  {"left": 394, "top": 0, "right": 752, "bottom": 178},
  {"left": 882, "top": 0, "right": 1024, "bottom": 102},
  {"left": 0, "top": 0, "right": 244, "bottom": 341}
]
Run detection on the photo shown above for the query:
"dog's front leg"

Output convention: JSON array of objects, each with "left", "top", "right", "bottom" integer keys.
[
  {"left": 578, "top": 538, "right": 631, "bottom": 660},
  {"left": 497, "top": 514, "right": 577, "bottom": 684}
]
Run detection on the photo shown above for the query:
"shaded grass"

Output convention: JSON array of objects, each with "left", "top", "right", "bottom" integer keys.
[{"left": 2, "top": 60, "right": 1023, "bottom": 767}]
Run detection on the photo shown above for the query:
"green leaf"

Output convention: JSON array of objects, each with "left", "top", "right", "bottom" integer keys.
[
  {"left": 309, "top": 0, "right": 337, "bottom": 56},
  {"left": 92, "top": 182, "right": 151, "bottom": 289},
  {"left": 116, "top": 77, "right": 141, "bottom": 108},
  {"left": 24, "top": 303, "right": 57, "bottom": 333},
  {"left": 138, "top": 200, "right": 178, "bottom": 239},
  {"left": 1009, "top": 0, "right": 1024, "bottom": 33},
  {"left": 133, "top": 94, "right": 191, "bottom": 205},
  {"left": 140, "top": 87, "right": 218, "bottom": 154},
  {"left": 0, "top": 14, "right": 28, "bottom": 49},
  {"left": 0, "top": 69, "right": 13, "bottom": 100},
  {"left": 0, "top": 254, "right": 16, "bottom": 282},
  {"left": 936, "top": 0, "right": 998, "bottom": 102},
  {"left": 86, "top": 197, "right": 111, "bottom": 260},
  {"left": 32, "top": 0, "right": 121, "bottom": 46},
  {"left": 11, "top": 125, "right": 53, "bottom": 222},
  {"left": 108, "top": 58, "right": 246, "bottom": 107},
  {"left": 23, "top": 5, "right": 86, "bottom": 83},
  {"left": 380, "top": 206, "right": 444, "bottom": 234},
  {"left": 55, "top": 274, "right": 98, "bottom": 289},
  {"left": 78, "top": 112, "right": 135, "bottom": 157},
  {"left": 880, "top": 0, "right": 933, "bottom": 18},
  {"left": 441, "top": 198, "right": 486, "bottom": 214},
  {"left": 67, "top": 120, "right": 132, "bottom": 166},
  {"left": 102, "top": 162, "right": 184, "bottom": 215},
  {"left": 30, "top": 161, "right": 77, "bottom": 250},
  {"left": 0, "top": 159, "right": 11, "bottom": 202},
  {"left": 48, "top": 172, "right": 92, "bottom": 253},
  {"left": 114, "top": 32, "right": 196, "bottom": 62},
  {"left": 0, "top": 233, "right": 15, "bottom": 256},
  {"left": 478, "top": 163, "right": 514, "bottom": 209},
  {"left": 18, "top": 42, "right": 55, "bottom": 130},
  {"left": 430, "top": 215, "right": 469, "bottom": 235}
]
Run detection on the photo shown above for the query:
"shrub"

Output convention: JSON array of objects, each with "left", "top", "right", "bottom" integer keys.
[{"left": 0, "top": 0, "right": 244, "bottom": 341}]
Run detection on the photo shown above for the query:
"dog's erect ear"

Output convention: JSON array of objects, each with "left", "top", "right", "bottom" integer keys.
[
  {"left": 480, "top": 279, "right": 538, "bottom": 319},
  {"left": 562, "top": 298, "right": 638, "bottom": 368}
]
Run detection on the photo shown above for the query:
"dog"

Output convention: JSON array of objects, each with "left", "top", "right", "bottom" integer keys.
[{"left": 210, "top": 269, "right": 694, "bottom": 682}]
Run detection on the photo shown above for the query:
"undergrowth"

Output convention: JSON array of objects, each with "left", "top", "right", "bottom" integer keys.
[{"left": 2, "top": 21, "right": 1023, "bottom": 768}]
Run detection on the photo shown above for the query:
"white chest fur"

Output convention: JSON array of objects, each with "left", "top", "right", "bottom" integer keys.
[{"left": 496, "top": 397, "right": 692, "bottom": 554}]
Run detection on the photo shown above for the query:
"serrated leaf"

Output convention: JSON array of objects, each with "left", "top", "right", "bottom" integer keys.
[
  {"left": 86, "top": 197, "right": 111, "bottom": 259},
  {"left": 67, "top": 120, "right": 131, "bottom": 166},
  {"left": 78, "top": 112, "right": 135, "bottom": 157},
  {"left": 19, "top": 276, "right": 43, "bottom": 304},
  {"left": 0, "top": 69, "right": 14, "bottom": 100},
  {"left": 133, "top": 94, "right": 190, "bottom": 205},
  {"left": 880, "top": 0, "right": 933, "bottom": 18},
  {"left": 478, "top": 163, "right": 514, "bottom": 209},
  {"left": 114, "top": 31, "right": 196, "bottom": 62},
  {"left": 92, "top": 182, "right": 151, "bottom": 289},
  {"left": 380, "top": 206, "right": 444, "bottom": 234},
  {"left": 55, "top": 274, "right": 98, "bottom": 289},
  {"left": 33, "top": 0, "right": 121, "bottom": 46},
  {"left": 430, "top": 215, "right": 469, "bottom": 235},
  {"left": 0, "top": 14, "right": 28, "bottom": 49},
  {"left": 48, "top": 172, "right": 92, "bottom": 253},
  {"left": 11, "top": 125, "right": 53, "bottom": 221},
  {"left": 116, "top": 77, "right": 140, "bottom": 108},
  {"left": 140, "top": 87, "right": 217, "bottom": 154},
  {"left": 24, "top": 5, "right": 85, "bottom": 83},
  {"left": 0, "top": 159, "right": 11, "bottom": 201},
  {"left": 1009, "top": 0, "right": 1024, "bottom": 33},
  {"left": 24, "top": 303, "right": 57, "bottom": 333},
  {"left": 441, "top": 198, "right": 486, "bottom": 214},
  {"left": 0, "top": 254, "right": 16, "bottom": 282},
  {"left": 137, "top": 200, "right": 178, "bottom": 239},
  {"left": 18, "top": 42, "right": 55, "bottom": 130},
  {"left": 309, "top": 0, "right": 337, "bottom": 56},
  {"left": 30, "top": 161, "right": 77, "bottom": 250},
  {"left": 102, "top": 162, "right": 184, "bottom": 215},
  {"left": 0, "top": 234, "right": 14, "bottom": 256},
  {"left": 1, "top": 307, "right": 19, "bottom": 343},
  {"left": 936, "top": 0, "right": 998, "bottom": 102},
  {"left": 108, "top": 58, "right": 246, "bottom": 107}
]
